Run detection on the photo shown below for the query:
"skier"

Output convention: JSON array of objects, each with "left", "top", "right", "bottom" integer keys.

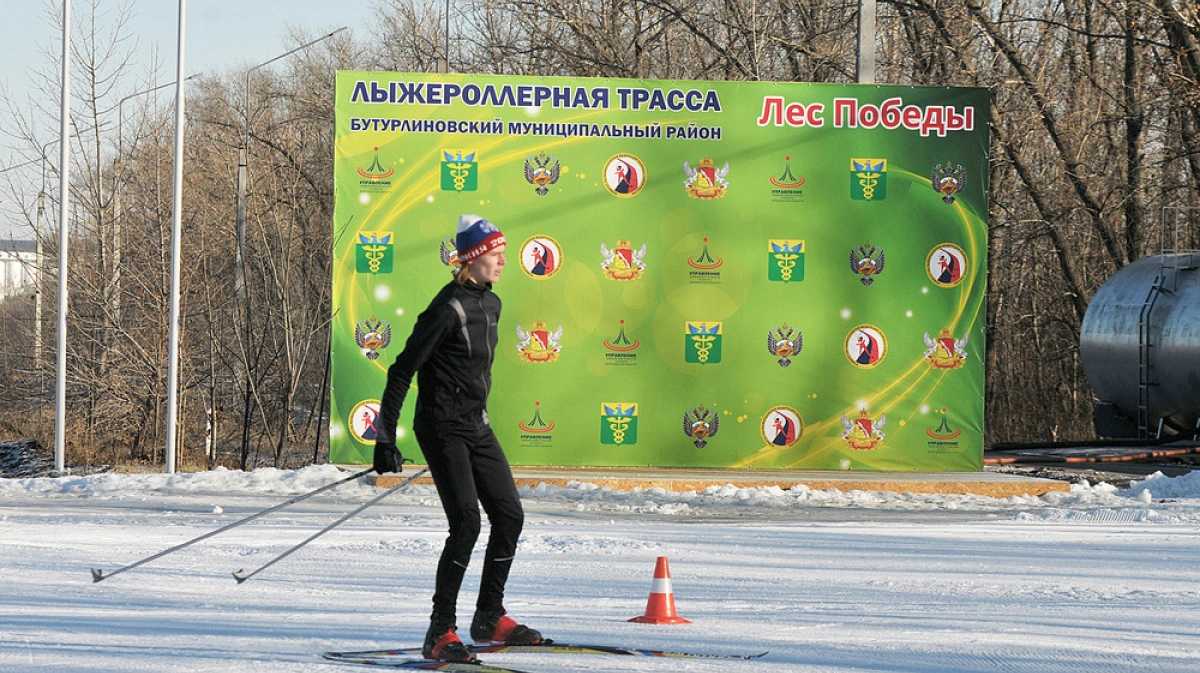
[{"left": 373, "top": 214, "right": 543, "bottom": 663}]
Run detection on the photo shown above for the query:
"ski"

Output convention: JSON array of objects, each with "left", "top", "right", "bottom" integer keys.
[
  {"left": 469, "top": 642, "right": 767, "bottom": 659},
  {"left": 327, "top": 642, "right": 767, "bottom": 661},
  {"left": 322, "top": 652, "right": 532, "bottom": 673}
]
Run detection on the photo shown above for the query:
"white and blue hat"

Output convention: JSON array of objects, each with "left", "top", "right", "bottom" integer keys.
[{"left": 455, "top": 214, "right": 506, "bottom": 264}]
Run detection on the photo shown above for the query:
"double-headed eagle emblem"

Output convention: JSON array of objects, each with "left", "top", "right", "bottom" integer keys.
[
  {"left": 931, "top": 162, "right": 966, "bottom": 204},
  {"left": 849, "top": 243, "right": 886, "bottom": 285},
  {"left": 766, "top": 324, "right": 803, "bottom": 367},
  {"left": 354, "top": 316, "right": 392, "bottom": 360},
  {"left": 682, "top": 404, "right": 720, "bottom": 449},
  {"left": 524, "top": 152, "right": 561, "bottom": 196},
  {"left": 439, "top": 237, "right": 460, "bottom": 273}
]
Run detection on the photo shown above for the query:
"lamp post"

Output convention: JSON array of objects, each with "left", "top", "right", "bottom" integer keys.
[
  {"left": 116, "top": 79, "right": 196, "bottom": 156},
  {"left": 164, "top": 0, "right": 188, "bottom": 474},
  {"left": 234, "top": 26, "right": 346, "bottom": 467},
  {"left": 35, "top": 192, "right": 44, "bottom": 373},
  {"left": 856, "top": 0, "right": 876, "bottom": 84},
  {"left": 442, "top": 0, "right": 450, "bottom": 72},
  {"left": 55, "top": 0, "right": 71, "bottom": 475},
  {"left": 110, "top": 76, "right": 199, "bottom": 373}
]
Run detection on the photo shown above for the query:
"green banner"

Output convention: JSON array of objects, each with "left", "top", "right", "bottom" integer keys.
[{"left": 331, "top": 72, "right": 989, "bottom": 471}]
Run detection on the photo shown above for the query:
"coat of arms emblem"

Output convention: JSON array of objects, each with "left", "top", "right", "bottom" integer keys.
[
  {"left": 516, "top": 321, "right": 563, "bottom": 363},
  {"left": 682, "top": 404, "right": 720, "bottom": 449},
  {"left": 766, "top": 324, "right": 803, "bottom": 367},
  {"left": 849, "top": 243, "right": 885, "bottom": 285},
  {"left": 600, "top": 403, "right": 638, "bottom": 445},
  {"left": 851, "top": 158, "right": 887, "bottom": 201},
  {"left": 354, "top": 316, "right": 392, "bottom": 361},
  {"left": 768, "top": 239, "right": 804, "bottom": 282},
  {"left": 683, "top": 158, "right": 729, "bottom": 199},
  {"left": 356, "top": 232, "right": 393, "bottom": 274},
  {"left": 684, "top": 322, "right": 722, "bottom": 364},
  {"left": 841, "top": 409, "right": 886, "bottom": 450},
  {"left": 439, "top": 237, "right": 460, "bottom": 272},
  {"left": 600, "top": 239, "right": 647, "bottom": 280},
  {"left": 923, "top": 329, "right": 969, "bottom": 369},
  {"left": 931, "top": 162, "right": 966, "bottom": 204},
  {"left": 524, "top": 152, "right": 561, "bottom": 196},
  {"left": 441, "top": 150, "right": 478, "bottom": 192}
]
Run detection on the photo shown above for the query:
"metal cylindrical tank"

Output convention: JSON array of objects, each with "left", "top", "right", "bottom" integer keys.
[{"left": 1079, "top": 253, "right": 1200, "bottom": 437}]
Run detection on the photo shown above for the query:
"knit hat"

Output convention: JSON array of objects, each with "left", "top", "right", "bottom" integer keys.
[{"left": 455, "top": 214, "right": 506, "bottom": 264}]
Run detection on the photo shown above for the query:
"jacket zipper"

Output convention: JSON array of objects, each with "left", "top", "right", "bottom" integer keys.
[{"left": 478, "top": 294, "right": 494, "bottom": 400}]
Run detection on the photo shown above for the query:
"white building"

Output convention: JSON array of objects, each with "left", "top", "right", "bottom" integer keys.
[{"left": 0, "top": 240, "right": 38, "bottom": 300}]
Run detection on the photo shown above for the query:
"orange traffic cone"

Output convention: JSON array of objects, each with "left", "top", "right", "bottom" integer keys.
[{"left": 629, "top": 556, "right": 691, "bottom": 624}]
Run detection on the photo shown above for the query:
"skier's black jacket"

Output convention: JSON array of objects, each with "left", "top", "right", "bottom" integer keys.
[{"left": 376, "top": 279, "right": 500, "bottom": 443}]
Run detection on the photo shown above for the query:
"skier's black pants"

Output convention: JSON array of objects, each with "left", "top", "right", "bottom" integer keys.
[{"left": 416, "top": 422, "right": 524, "bottom": 627}]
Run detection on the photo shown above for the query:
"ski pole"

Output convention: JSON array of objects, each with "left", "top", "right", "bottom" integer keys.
[
  {"left": 91, "top": 467, "right": 374, "bottom": 582},
  {"left": 233, "top": 467, "right": 429, "bottom": 584}
]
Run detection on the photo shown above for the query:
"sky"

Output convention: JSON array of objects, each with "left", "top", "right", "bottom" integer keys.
[
  {"left": 2, "top": 464, "right": 1200, "bottom": 672},
  {"left": 0, "top": 0, "right": 384, "bottom": 238}
]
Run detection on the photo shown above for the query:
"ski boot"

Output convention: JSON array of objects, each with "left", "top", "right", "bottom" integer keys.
[
  {"left": 470, "top": 609, "right": 544, "bottom": 646},
  {"left": 423, "top": 623, "right": 476, "bottom": 663}
]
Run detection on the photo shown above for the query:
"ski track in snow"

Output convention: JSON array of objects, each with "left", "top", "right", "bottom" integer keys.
[{"left": 2, "top": 465, "right": 1200, "bottom": 672}]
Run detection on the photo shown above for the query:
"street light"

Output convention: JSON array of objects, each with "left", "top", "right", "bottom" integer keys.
[
  {"left": 441, "top": 0, "right": 450, "bottom": 72},
  {"left": 234, "top": 26, "right": 347, "bottom": 466},
  {"left": 116, "top": 76, "right": 201, "bottom": 159},
  {"left": 110, "top": 75, "right": 200, "bottom": 370},
  {"left": 856, "top": 0, "right": 876, "bottom": 84},
  {"left": 164, "top": 0, "right": 188, "bottom": 474},
  {"left": 55, "top": 0, "right": 71, "bottom": 475}
]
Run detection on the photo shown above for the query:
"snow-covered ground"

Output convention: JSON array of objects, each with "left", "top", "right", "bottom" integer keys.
[{"left": 2, "top": 466, "right": 1199, "bottom": 672}]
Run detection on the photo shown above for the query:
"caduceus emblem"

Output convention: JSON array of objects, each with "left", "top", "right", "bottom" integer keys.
[
  {"left": 354, "top": 316, "right": 392, "bottom": 360},
  {"left": 849, "top": 243, "right": 886, "bottom": 285},
  {"left": 682, "top": 404, "right": 720, "bottom": 449},
  {"left": 766, "top": 324, "right": 803, "bottom": 367},
  {"left": 524, "top": 151, "right": 561, "bottom": 196},
  {"left": 931, "top": 162, "right": 966, "bottom": 204}
]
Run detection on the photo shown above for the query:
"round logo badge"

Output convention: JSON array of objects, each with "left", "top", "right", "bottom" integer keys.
[
  {"left": 761, "top": 406, "right": 803, "bottom": 447},
  {"left": 348, "top": 399, "right": 382, "bottom": 444},
  {"left": 926, "top": 243, "right": 967, "bottom": 288},
  {"left": 603, "top": 153, "right": 646, "bottom": 197},
  {"left": 519, "top": 236, "right": 563, "bottom": 279},
  {"left": 845, "top": 325, "right": 888, "bottom": 368}
]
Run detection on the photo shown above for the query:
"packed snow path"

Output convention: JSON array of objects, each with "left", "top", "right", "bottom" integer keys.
[{"left": 2, "top": 466, "right": 1199, "bottom": 672}]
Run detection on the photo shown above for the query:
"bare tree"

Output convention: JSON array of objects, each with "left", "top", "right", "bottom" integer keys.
[{"left": 5, "top": 0, "right": 1200, "bottom": 470}]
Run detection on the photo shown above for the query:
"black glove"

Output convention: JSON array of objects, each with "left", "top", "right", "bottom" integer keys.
[{"left": 373, "top": 441, "right": 403, "bottom": 474}]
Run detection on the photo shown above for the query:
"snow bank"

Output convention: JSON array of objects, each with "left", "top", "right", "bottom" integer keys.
[
  {"left": 0, "top": 464, "right": 383, "bottom": 499},
  {"left": 3, "top": 465, "right": 1199, "bottom": 518}
]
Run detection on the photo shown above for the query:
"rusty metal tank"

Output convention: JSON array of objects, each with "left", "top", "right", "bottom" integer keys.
[{"left": 1079, "top": 253, "right": 1200, "bottom": 438}]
